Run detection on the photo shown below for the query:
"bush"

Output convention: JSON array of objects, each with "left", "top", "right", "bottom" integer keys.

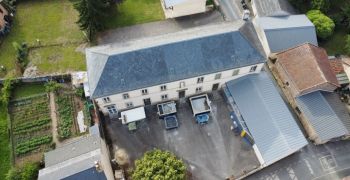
[
  {"left": 44, "top": 81, "right": 62, "bottom": 93},
  {"left": 12, "top": 42, "right": 28, "bottom": 72},
  {"left": 132, "top": 149, "right": 186, "bottom": 180},
  {"left": 307, "top": 10, "right": 335, "bottom": 39},
  {"left": 345, "top": 35, "right": 350, "bottom": 55},
  {"left": 0, "top": 78, "right": 15, "bottom": 105},
  {"left": 5, "top": 162, "right": 39, "bottom": 180}
]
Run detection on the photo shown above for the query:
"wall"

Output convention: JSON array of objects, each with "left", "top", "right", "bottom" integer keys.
[
  {"left": 162, "top": 0, "right": 206, "bottom": 18},
  {"left": 252, "top": 19, "right": 271, "bottom": 56},
  {"left": 96, "top": 64, "right": 264, "bottom": 114}
]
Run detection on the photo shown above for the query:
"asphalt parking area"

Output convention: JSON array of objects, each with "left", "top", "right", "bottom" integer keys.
[{"left": 105, "top": 92, "right": 259, "bottom": 179}]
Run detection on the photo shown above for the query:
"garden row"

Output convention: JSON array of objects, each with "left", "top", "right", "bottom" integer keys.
[
  {"left": 10, "top": 95, "right": 53, "bottom": 157},
  {"left": 56, "top": 94, "right": 75, "bottom": 140}
]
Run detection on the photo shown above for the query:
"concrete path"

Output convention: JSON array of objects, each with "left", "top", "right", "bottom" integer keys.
[
  {"left": 49, "top": 92, "right": 61, "bottom": 147},
  {"left": 97, "top": 11, "right": 224, "bottom": 45}
]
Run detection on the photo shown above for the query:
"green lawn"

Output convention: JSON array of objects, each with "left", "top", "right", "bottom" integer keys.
[
  {"left": 0, "top": 0, "right": 86, "bottom": 78},
  {"left": 103, "top": 0, "right": 165, "bottom": 29},
  {"left": 0, "top": 104, "right": 11, "bottom": 178},
  {"left": 13, "top": 84, "right": 46, "bottom": 100}
]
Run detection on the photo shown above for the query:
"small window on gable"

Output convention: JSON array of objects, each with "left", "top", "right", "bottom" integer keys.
[
  {"left": 161, "top": 94, "right": 168, "bottom": 100},
  {"left": 126, "top": 102, "right": 133, "bottom": 108},
  {"left": 160, "top": 85, "right": 167, "bottom": 91},
  {"left": 141, "top": 89, "right": 148, "bottom": 95},
  {"left": 103, "top": 97, "right": 111, "bottom": 103},
  {"left": 197, "top": 77, "right": 204, "bottom": 83},
  {"left": 215, "top": 73, "right": 221, "bottom": 80},
  {"left": 195, "top": 87, "right": 202, "bottom": 93},
  {"left": 250, "top": 65, "right": 258, "bottom": 72},
  {"left": 232, "top": 69, "right": 240, "bottom": 76},
  {"left": 123, "top": 93, "right": 129, "bottom": 99}
]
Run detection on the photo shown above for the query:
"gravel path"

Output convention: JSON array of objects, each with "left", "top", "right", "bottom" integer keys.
[{"left": 49, "top": 92, "right": 61, "bottom": 147}]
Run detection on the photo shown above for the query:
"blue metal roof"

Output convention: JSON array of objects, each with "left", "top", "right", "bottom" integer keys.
[
  {"left": 296, "top": 91, "right": 350, "bottom": 142},
  {"left": 63, "top": 167, "right": 107, "bottom": 180},
  {"left": 256, "top": 15, "right": 318, "bottom": 53},
  {"left": 87, "top": 22, "right": 265, "bottom": 98},
  {"left": 225, "top": 72, "right": 307, "bottom": 166}
]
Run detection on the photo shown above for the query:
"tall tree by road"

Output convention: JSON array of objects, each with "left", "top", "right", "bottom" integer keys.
[{"left": 71, "top": 0, "right": 109, "bottom": 41}]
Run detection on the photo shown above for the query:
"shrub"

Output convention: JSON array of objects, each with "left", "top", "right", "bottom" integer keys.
[
  {"left": 307, "top": 10, "right": 335, "bottom": 39},
  {"left": 44, "top": 81, "right": 62, "bottom": 93},
  {"left": 12, "top": 42, "right": 28, "bottom": 72},
  {"left": 5, "top": 162, "right": 39, "bottom": 180},
  {"left": 0, "top": 78, "right": 15, "bottom": 105},
  {"left": 132, "top": 149, "right": 186, "bottom": 180}
]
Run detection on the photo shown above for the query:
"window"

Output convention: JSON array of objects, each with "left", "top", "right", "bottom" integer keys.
[
  {"left": 197, "top": 77, "right": 204, "bottom": 83},
  {"left": 106, "top": 105, "right": 117, "bottom": 114},
  {"left": 215, "top": 73, "right": 221, "bottom": 80},
  {"left": 195, "top": 87, "right": 202, "bottom": 93},
  {"left": 180, "top": 82, "right": 186, "bottom": 88},
  {"left": 250, "top": 65, "right": 257, "bottom": 72},
  {"left": 103, "top": 97, "right": 111, "bottom": 103},
  {"left": 160, "top": 85, "right": 167, "bottom": 91},
  {"left": 161, "top": 94, "right": 168, "bottom": 100},
  {"left": 232, "top": 69, "right": 240, "bottom": 76},
  {"left": 122, "top": 93, "right": 129, "bottom": 99},
  {"left": 141, "top": 89, "right": 148, "bottom": 95},
  {"left": 126, "top": 102, "right": 133, "bottom": 108}
]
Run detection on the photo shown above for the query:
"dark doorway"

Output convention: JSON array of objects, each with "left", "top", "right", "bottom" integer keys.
[
  {"left": 143, "top": 98, "right": 151, "bottom": 106},
  {"left": 212, "top": 83, "right": 220, "bottom": 91},
  {"left": 178, "top": 90, "right": 186, "bottom": 98}
]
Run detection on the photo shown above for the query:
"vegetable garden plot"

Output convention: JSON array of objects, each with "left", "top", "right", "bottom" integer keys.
[
  {"left": 56, "top": 93, "right": 76, "bottom": 140},
  {"left": 9, "top": 95, "right": 53, "bottom": 163}
]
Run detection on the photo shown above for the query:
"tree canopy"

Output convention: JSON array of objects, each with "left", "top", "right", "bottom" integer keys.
[
  {"left": 307, "top": 10, "right": 335, "bottom": 39},
  {"left": 70, "top": 0, "right": 110, "bottom": 41},
  {"left": 132, "top": 149, "right": 186, "bottom": 180}
]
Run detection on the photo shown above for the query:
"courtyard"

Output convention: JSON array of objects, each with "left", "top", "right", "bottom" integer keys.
[{"left": 104, "top": 92, "right": 260, "bottom": 179}]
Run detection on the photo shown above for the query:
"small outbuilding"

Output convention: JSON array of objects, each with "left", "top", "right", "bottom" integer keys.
[
  {"left": 296, "top": 91, "right": 350, "bottom": 144},
  {"left": 254, "top": 15, "right": 318, "bottom": 54},
  {"left": 224, "top": 72, "right": 307, "bottom": 167}
]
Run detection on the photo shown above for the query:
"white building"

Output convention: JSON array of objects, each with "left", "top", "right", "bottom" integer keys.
[
  {"left": 86, "top": 21, "right": 266, "bottom": 118},
  {"left": 161, "top": 0, "right": 207, "bottom": 19}
]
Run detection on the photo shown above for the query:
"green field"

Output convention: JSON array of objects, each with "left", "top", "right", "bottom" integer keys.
[
  {"left": 0, "top": 104, "right": 11, "bottom": 178},
  {"left": 103, "top": 0, "right": 165, "bottom": 29},
  {"left": 13, "top": 84, "right": 46, "bottom": 100},
  {"left": 0, "top": 0, "right": 86, "bottom": 78}
]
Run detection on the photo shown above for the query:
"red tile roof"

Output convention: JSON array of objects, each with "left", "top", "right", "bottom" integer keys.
[
  {"left": 276, "top": 43, "right": 339, "bottom": 95},
  {"left": 329, "top": 57, "right": 345, "bottom": 74}
]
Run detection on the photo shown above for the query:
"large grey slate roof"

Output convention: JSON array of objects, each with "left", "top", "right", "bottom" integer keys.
[
  {"left": 225, "top": 72, "right": 307, "bottom": 166},
  {"left": 256, "top": 15, "right": 318, "bottom": 53},
  {"left": 296, "top": 91, "right": 350, "bottom": 142},
  {"left": 252, "top": 0, "right": 295, "bottom": 17},
  {"left": 86, "top": 21, "right": 266, "bottom": 98}
]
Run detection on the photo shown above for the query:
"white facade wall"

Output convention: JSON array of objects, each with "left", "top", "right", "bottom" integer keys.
[
  {"left": 162, "top": 0, "right": 206, "bottom": 19},
  {"left": 252, "top": 19, "right": 271, "bottom": 55},
  {"left": 96, "top": 64, "right": 264, "bottom": 114}
]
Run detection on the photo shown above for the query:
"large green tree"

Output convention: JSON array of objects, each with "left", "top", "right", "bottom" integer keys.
[
  {"left": 311, "top": 0, "right": 330, "bottom": 13},
  {"left": 132, "top": 149, "right": 186, "bottom": 180},
  {"left": 70, "top": 0, "right": 110, "bottom": 41},
  {"left": 307, "top": 10, "right": 335, "bottom": 39}
]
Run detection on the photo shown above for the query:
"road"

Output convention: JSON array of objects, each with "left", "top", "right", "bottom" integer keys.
[
  {"left": 246, "top": 141, "right": 350, "bottom": 180},
  {"left": 217, "top": 0, "right": 243, "bottom": 21}
]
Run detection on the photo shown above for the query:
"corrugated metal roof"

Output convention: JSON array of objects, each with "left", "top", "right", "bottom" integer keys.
[
  {"left": 296, "top": 91, "right": 350, "bottom": 142},
  {"left": 256, "top": 15, "right": 318, "bottom": 53},
  {"left": 336, "top": 73, "right": 350, "bottom": 85},
  {"left": 86, "top": 21, "right": 265, "bottom": 98},
  {"left": 44, "top": 135, "right": 101, "bottom": 166},
  {"left": 252, "top": 0, "right": 295, "bottom": 17},
  {"left": 225, "top": 72, "right": 307, "bottom": 166}
]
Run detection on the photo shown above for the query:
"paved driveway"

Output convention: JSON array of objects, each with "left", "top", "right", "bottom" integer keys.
[
  {"left": 104, "top": 93, "right": 259, "bottom": 179},
  {"left": 97, "top": 11, "right": 224, "bottom": 45}
]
